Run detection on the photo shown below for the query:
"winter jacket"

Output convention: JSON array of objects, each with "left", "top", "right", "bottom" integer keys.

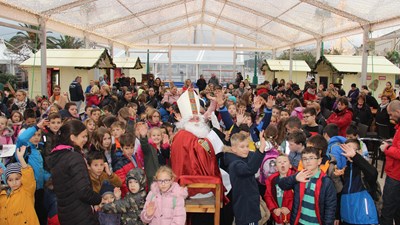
[
  {"left": 0, "top": 126, "right": 13, "bottom": 145},
  {"left": 159, "top": 107, "right": 170, "bottom": 123},
  {"left": 224, "top": 149, "right": 266, "bottom": 225},
  {"left": 347, "top": 88, "right": 360, "bottom": 105},
  {"left": 0, "top": 166, "right": 39, "bottom": 225},
  {"left": 16, "top": 125, "right": 51, "bottom": 190},
  {"left": 141, "top": 182, "right": 188, "bottom": 225},
  {"left": 383, "top": 124, "right": 400, "bottom": 181},
  {"left": 44, "top": 188, "right": 59, "bottom": 225},
  {"left": 98, "top": 211, "right": 121, "bottom": 225},
  {"left": 208, "top": 76, "right": 219, "bottom": 86},
  {"left": 102, "top": 168, "right": 147, "bottom": 225},
  {"left": 327, "top": 136, "right": 347, "bottom": 170},
  {"left": 139, "top": 137, "right": 160, "bottom": 185},
  {"left": 11, "top": 98, "right": 39, "bottom": 116},
  {"left": 352, "top": 103, "right": 373, "bottom": 127},
  {"left": 115, "top": 97, "right": 138, "bottom": 114},
  {"left": 326, "top": 108, "right": 353, "bottom": 137},
  {"left": 342, "top": 154, "right": 378, "bottom": 195},
  {"left": 69, "top": 81, "right": 85, "bottom": 101},
  {"left": 112, "top": 150, "right": 143, "bottom": 197},
  {"left": 265, "top": 170, "right": 295, "bottom": 224},
  {"left": 375, "top": 104, "right": 395, "bottom": 138},
  {"left": 49, "top": 145, "right": 102, "bottom": 225},
  {"left": 278, "top": 171, "right": 337, "bottom": 225},
  {"left": 89, "top": 171, "right": 122, "bottom": 193},
  {"left": 161, "top": 92, "right": 180, "bottom": 104},
  {"left": 196, "top": 78, "right": 207, "bottom": 91},
  {"left": 86, "top": 94, "right": 100, "bottom": 107},
  {"left": 49, "top": 94, "right": 69, "bottom": 109},
  {"left": 382, "top": 87, "right": 396, "bottom": 100},
  {"left": 41, "top": 127, "right": 58, "bottom": 171},
  {"left": 98, "top": 94, "right": 116, "bottom": 109}
]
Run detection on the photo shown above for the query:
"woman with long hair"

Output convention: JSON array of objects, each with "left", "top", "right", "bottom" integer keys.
[{"left": 48, "top": 120, "right": 102, "bottom": 225}]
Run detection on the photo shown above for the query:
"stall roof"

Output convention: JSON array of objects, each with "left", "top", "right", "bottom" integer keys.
[
  {"left": 321, "top": 55, "right": 400, "bottom": 74},
  {"left": 2, "top": 1, "right": 400, "bottom": 51},
  {"left": 20, "top": 49, "right": 115, "bottom": 69},
  {"left": 266, "top": 60, "right": 311, "bottom": 72},
  {"left": 113, "top": 57, "right": 143, "bottom": 69}
]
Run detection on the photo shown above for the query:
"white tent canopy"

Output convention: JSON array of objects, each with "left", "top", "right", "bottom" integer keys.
[{"left": 1, "top": 0, "right": 400, "bottom": 51}]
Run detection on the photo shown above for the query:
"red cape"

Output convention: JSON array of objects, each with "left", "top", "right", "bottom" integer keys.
[{"left": 171, "top": 129, "right": 226, "bottom": 201}]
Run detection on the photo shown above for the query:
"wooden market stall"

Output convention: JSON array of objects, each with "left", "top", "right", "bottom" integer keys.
[
  {"left": 261, "top": 60, "right": 311, "bottom": 86},
  {"left": 113, "top": 56, "right": 144, "bottom": 82},
  {"left": 314, "top": 55, "right": 400, "bottom": 98},
  {"left": 20, "top": 49, "right": 115, "bottom": 98}
]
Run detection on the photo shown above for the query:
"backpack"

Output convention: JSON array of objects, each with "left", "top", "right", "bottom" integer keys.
[{"left": 258, "top": 149, "right": 279, "bottom": 185}]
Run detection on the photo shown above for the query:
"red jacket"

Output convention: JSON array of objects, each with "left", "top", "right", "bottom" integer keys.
[
  {"left": 265, "top": 169, "right": 295, "bottom": 224},
  {"left": 326, "top": 108, "right": 353, "bottom": 137},
  {"left": 384, "top": 124, "right": 400, "bottom": 181},
  {"left": 303, "top": 91, "right": 316, "bottom": 102}
]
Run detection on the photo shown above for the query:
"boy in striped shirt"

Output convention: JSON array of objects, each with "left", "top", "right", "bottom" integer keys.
[{"left": 278, "top": 147, "right": 337, "bottom": 225}]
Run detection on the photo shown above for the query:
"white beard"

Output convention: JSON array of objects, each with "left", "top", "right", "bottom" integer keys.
[{"left": 177, "top": 115, "right": 210, "bottom": 138}]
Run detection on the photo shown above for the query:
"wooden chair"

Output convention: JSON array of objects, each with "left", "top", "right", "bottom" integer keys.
[{"left": 178, "top": 175, "right": 221, "bottom": 225}]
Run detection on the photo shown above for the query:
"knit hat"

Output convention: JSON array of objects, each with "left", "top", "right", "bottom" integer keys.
[
  {"left": 5, "top": 163, "right": 22, "bottom": 179},
  {"left": 99, "top": 181, "right": 114, "bottom": 197},
  {"left": 227, "top": 96, "right": 237, "bottom": 104}
]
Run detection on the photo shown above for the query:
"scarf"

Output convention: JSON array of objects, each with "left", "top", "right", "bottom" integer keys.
[
  {"left": 380, "top": 103, "right": 389, "bottom": 110},
  {"left": 14, "top": 97, "right": 28, "bottom": 113},
  {"left": 307, "top": 88, "right": 316, "bottom": 95}
]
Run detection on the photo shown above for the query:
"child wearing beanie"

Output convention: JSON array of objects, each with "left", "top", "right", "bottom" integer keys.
[
  {"left": 98, "top": 181, "right": 121, "bottom": 225},
  {"left": 0, "top": 146, "right": 39, "bottom": 225}
]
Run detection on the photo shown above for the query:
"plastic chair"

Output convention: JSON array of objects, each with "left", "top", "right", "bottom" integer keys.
[{"left": 178, "top": 175, "right": 221, "bottom": 225}]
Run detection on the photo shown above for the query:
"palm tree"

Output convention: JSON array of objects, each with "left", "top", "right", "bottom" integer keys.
[
  {"left": 52, "top": 35, "right": 84, "bottom": 49},
  {"left": 8, "top": 23, "right": 56, "bottom": 53}
]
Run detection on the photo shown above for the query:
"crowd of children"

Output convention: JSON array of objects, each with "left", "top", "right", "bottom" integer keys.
[{"left": 0, "top": 74, "right": 394, "bottom": 225}]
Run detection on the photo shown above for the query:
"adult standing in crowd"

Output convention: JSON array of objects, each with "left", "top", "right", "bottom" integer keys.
[
  {"left": 118, "top": 73, "right": 130, "bottom": 88},
  {"left": 49, "top": 85, "right": 69, "bottom": 109},
  {"left": 381, "top": 81, "right": 397, "bottom": 100},
  {"left": 69, "top": 76, "right": 85, "bottom": 113},
  {"left": 326, "top": 96, "right": 353, "bottom": 137},
  {"left": 380, "top": 100, "right": 400, "bottom": 225},
  {"left": 208, "top": 73, "right": 220, "bottom": 86},
  {"left": 376, "top": 95, "right": 395, "bottom": 139},
  {"left": 161, "top": 85, "right": 180, "bottom": 104},
  {"left": 196, "top": 74, "right": 207, "bottom": 92},
  {"left": 49, "top": 120, "right": 102, "bottom": 225},
  {"left": 98, "top": 85, "right": 116, "bottom": 109},
  {"left": 10, "top": 89, "right": 39, "bottom": 116},
  {"left": 234, "top": 72, "right": 243, "bottom": 88},
  {"left": 347, "top": 83, "right": 360, "bottom": 105}
]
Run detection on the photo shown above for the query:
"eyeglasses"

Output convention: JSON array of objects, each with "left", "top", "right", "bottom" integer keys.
[
  {"left": 156, "top": 179, "right": 171, "bottom": 184},
  {"left": 301, "top": 157, "right": 319, "bottom": 162}
]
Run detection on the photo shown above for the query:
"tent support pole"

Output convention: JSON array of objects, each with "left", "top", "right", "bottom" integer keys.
[
  {"left": 361, "top": 25, "right": 370, "bottom": 86},
  {"left": 40, "top": 18, "right": 47, "bottom": 97},
  {"left": 289, "top": 47, "right": 293, "bottom": 81}
]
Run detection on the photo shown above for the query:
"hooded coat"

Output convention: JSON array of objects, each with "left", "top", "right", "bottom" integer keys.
[
  {"left": 102, "top": 168, "right": 147, "bottom": 225},
  {"left": 49, "top": 145, "right": 102, "bottom": 225},
  {"left": 0, "top": 166, "right": 39, "bottom": 225},
  {"left": 141, "top": 182, "right": 188, "bottom": 225}
]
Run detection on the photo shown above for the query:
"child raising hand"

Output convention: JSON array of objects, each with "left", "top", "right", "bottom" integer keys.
[
  {"left": 0, "top": 146, "right": 40, "bottom": 225},
  {"left": 141, "top": 166, "right": 188, "bottom": 225}
]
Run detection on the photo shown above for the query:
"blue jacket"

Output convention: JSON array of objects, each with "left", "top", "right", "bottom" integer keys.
[
  {"left": 16, "top": 126, "right": 51, "bottom": 189},
  {"left": 224, "top": 150, "right": 266, "bottom": 225},
  {"left": 278, "top": 171, "right": 337, "bottom": 225},
  {"left": 159, "top": 107, "right": 170, "bottom": 123},
  {"left": 327, "top": 136, "right": 347, "bottom": 169}
]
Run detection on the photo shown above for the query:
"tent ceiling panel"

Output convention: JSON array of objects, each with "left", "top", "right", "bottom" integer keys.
[
  {"left": 3, "top": 0, "right": 400, "bottom": 50},
  {"left": 261, "top": 21, "right": 315, "bottom": 43},
  {"left": 319, "top": 0, "right": 400, "bottom": 23},
  {"left": 231, "top": 0, "right": 300, "bottom": 18},
  {"left": 281, "top": 3, "right": 360, "bottom": 35}
]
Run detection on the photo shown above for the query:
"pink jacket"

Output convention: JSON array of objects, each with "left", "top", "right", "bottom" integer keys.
[
  {"left": 0, "top": 127, "right": 14, "bottom": 145},
  {"left": 141, "top": 182, "right": 188, "bottom": 225}
]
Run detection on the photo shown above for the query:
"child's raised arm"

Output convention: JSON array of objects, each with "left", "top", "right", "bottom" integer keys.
[{"left": 16, "top": 146, "right": 36, "bottom": 193}]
